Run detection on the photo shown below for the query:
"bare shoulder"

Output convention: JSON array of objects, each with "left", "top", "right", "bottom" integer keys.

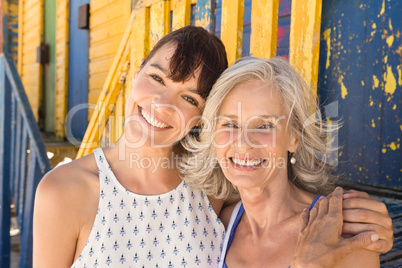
[
  {"left": 219, "top": 202, "right": 240, "bottom": 229},
  {"left": 33, "top": 153, "right": 100, "bottom": 267},
  {"left": 36, "top": 153, "right": 99, "bottom": 204}
]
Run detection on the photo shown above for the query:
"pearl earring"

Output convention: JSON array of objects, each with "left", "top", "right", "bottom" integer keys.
[{"left": 290, "top": 156, "right": 296, "bottom": 164}]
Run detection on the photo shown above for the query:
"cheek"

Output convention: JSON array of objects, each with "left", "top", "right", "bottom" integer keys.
[{"left": 214, "top": 131, "right": 233, "bottom": 155}]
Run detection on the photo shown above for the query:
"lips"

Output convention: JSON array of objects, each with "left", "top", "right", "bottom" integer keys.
[{"left": 139, "top": 106, "right": 172, "bottom": 129}]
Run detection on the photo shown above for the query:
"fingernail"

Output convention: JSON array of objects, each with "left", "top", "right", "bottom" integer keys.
[
  {"left": 319, "top": 196, "right": 325, "bottom": 199},
  {"left": 371, "top": 234, "right": 379, "bottom": 242},
  {"left": 336, "top": 186, "right": 343, "bottom": 191},
  {"left": 303, "top": 208, "right": 308, "bottom": 212}
]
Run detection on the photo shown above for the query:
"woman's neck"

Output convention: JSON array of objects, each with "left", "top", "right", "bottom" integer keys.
[
  {"left": 239, "top": 172, "right": 315, "bottom": 238},
  {"left": 103, "top": 134, "right": 182, "bottom": 194}
]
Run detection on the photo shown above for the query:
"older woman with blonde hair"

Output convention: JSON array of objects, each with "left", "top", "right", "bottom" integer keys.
[{"left": 181, "top": 57, "right": 388, "bottom": 267}]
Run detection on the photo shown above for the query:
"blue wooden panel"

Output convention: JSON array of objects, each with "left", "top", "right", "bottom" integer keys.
[
  {"left": 214, "top": 0, "right": 291, "bottom": 57},
  {"left": 0, "top": 58, "right": 12, "bottom": 267},
  {"left": 18, "top": 126, "right": 29, "bottom": 231},
  {"left": 67, "top": 0, "right": 90, "bottom": 140},
  {"left": 318, "top": 0, "right": 402, "bottom": 189},
  {"left": 20, "top": 150, "right": 41, "bottom": 267}
]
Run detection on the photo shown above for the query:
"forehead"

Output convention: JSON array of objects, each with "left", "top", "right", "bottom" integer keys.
[{"left": 218, "top": 80, "right": 286, "bottom": 116}]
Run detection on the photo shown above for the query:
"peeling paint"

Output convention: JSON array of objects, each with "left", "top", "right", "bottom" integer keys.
[
  {"left": 380, "top": 0, "right": 385, "bottom": 16},
  {"left": 390, "top": 142, "right": 397, "bottom": 151},
  {"left": 361, "top": 80, "right": 364, "bottom": 86},
  {"left": 373, "top": 75, "right": 379, "bottom": 89},
  {"left": 323, "top": 28, "right": 331, "bottom": 69},
  {"left": 389, "top": 18, "right": 393, "bottom": 31},
  {"left": 382, "top": 148, "right": 387, "bottom": 154},
  {"left": 338, "top": 75, "right": 348, "bottom": 99},
  {"left": 386, "top": 35, "right": 394, "bottom": 47},
  {"left": 393, "top": 104, "right": 397, "bottom": 110},
  {"left": 398, "top": 65, "right": 402, "bottom": 86},
  {"left": 369, "top": 96, "right": 374, "bottom": 106},
  {"left": 372, "top": 119, "right": 375, "bottom": 128},
  {"left": 384, "top": 65, "right": 396, "bottom": 95}
]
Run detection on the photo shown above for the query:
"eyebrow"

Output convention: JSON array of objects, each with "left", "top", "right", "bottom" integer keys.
[
  {"left": 150, "top": 63, "right": 169, "bottom": 76},
  {"left": 219, "top": 114, "right": 281, "bottom": 120}
]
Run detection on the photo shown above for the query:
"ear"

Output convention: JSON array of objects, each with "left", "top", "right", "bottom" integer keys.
[{"left": 288, "top": 133, "right": 299, "bottom": 153}]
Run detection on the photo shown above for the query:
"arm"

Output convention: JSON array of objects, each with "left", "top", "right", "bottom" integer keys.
[
  {"left": 291, "top": 187, "right": 379, "bottom": 268},
  {"left": 33, "top": 168, "right": 80, "bottom": 267},
  {"left": 342, "top": 190, "right": 394, "bottom": 253}
]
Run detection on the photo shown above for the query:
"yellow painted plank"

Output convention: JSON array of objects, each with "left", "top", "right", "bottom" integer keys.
[
  {"left": 171, "top": 0, "right": 191, "bottom": 30},
  {"left": 89, "top": 75, "right": 110, "bottom": 91},
  {"left": 131, "top": 7, "right": 150, "bottom": 71},
  {"left": 289, "top": 0, "right": 322, "bottom": 93},
  {"left": 90, "top": 2, "right": 129, "bottom": 29},
  {"left": 77, "top": 11, "right": 136, "bottom": 158},
  {"left": 250, "top": 0, "right": 279, "bottom": 59},
  {"left": 90, "top": 37, "right": 124, "bottom": 59},
  {"left": 221, "top": 0, "right": 244, "bottom": 65},
  {"left": 149, "top": 1, "right": 171, "bottom": 49},
  {"left": 89, "top": 56, "right": 115, "bottom": 76},
  {"left": 17, "top": 0, "right": 24, "bottom": 74},
  {"left": 90, "top": 18, "right": 126, "bottom": 44},
  {"left": 18, "top": 0, "right": 44, "bottom": 122},
  {"left": 55, "top": 0, "right": 69, "bottom": 138}
]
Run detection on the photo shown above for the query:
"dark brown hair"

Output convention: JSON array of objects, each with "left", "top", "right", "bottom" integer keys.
[{"left": 141, "top": 26, "right": 228, "bottom": 100}]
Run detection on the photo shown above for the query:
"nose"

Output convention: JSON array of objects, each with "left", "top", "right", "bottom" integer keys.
[
  {"left": 151, "top": 90, "right": 177, "bottom": 115},
  {"left": 232, "top": 129, "right": 253, "bottom": 152}
]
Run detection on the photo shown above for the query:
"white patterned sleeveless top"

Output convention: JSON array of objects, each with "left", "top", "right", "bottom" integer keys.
[{"left": 71, "top": 148, "right": 225, "bottom": 268}]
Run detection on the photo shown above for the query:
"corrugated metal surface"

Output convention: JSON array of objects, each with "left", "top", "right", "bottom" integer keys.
[
  {"left": 319, "top": 0, "right": 402, "bottom": 189},
  {"left": 88, "top": 0, "right": 131, "bottom": 119},
  {"left": 17, "top": 0, "right": 44, "bottom": 122}
]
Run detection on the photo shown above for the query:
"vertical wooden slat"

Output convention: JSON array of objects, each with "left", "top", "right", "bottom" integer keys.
[
  {"left": 250, "top": 0, "right": 279, "bottom": 59},
  {"left": 14, "top": 111, "right": 22, "bottom": 202},
  {"left": 17, "top": 126, "right": 29, "bottom": 230},
  {"left": 149, "top": 1, "right": 171, "bottom": 49},
  {"left": 20, "top": 150, "right": 40, "bottom": 267},
  {"left": 54, "top": 0, "right": 69, "bottom": 138},
  {"left": 130, "top": 7, "right": 150, "bottom": 88},
  {"left": 289, "top": 0, "right": 322, "bottom": 93},
  {"left": 195, "top": 0, "right": 215, "bottom": 32},
  {"left": 17, "top": 0, "right": 23, "bottom": 74},
  {"left": 0, "top": 57, "right": 11, "bottom": 267},
  {"left": 9, "top": 93, "right": 17, "bottom": 195},
  {"left": 221, "top": 0, "right": 244, "bottom": 65},
  {"left": 171, "top": 0, "right": 191, "bottom": 30},
  {"left": 114, "top": 89, "right": 125, "bottom": 144}
]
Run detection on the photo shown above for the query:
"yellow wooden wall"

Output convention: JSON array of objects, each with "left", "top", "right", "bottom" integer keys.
[
  {"left": 88, "top": 0, "right": 132, "bottom": 119},
  {"left": 17, "top": 0, "right": 43, "bottom": 121},
  {"left": 54, "top": 0, "right": 69, "bottom": 138}
]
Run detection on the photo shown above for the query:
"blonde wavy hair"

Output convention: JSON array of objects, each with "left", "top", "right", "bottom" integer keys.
[{"left": 180, "top": 57, "right": 339, "bottom": 200}]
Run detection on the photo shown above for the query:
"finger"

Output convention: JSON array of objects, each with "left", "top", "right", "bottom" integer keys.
[
  {"left": 343, "top": 208, "right": 391, "bottom": 226},
  {"left": 342, "top": 222, "right": 381, "bottom": 236},
  {"left": 364, "top": 239, "right": 393, "bottom": 254},
  {"left": 343, "top": 198, "right": 388, "bottom": 214},
  {"left": 343, "top": 190, "right": 371, "bottom": 200},
  {"left": 340, "top": 231, "right": 379, "bottom": 253},
  {"left": 299, "top": 208, "right": 309, "bottom": 233},
  {"left": 342, "top": 222, "right": 393, "bottom": 249},
  {"left": 309, "top": 205, "right": 319, "bottom": 223},
  {"left": 328, "top": 187, "right": 343, "bottom": 218},
  {"left": 317, "top": 196, "right": 329, "bottom": 219}
]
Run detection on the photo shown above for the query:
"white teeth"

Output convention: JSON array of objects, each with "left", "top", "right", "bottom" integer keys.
[
  {"left": 141, "top": 109, "right": 170, "bottom": 128},
  {"left": 232, "top": 158, "right": 262, "bottom": 166}
]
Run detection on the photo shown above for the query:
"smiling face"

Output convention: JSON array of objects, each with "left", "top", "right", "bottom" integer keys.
[
  {"left": 124, "top": 44, "right": 205, "bottom": 148},
  {"left": 214, "top": 80, "right": 299, "bottom": 190}
]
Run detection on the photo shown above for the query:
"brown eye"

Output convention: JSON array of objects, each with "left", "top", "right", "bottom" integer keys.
[
  {"left": 183, "top": 96, "right": 198, "bottom": 106},
  {"left": 150, "top": 74, "right": 165, "bottom": 85}
]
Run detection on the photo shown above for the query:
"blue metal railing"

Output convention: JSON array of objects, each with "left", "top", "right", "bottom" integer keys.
[{"left": 0, "top": 54, "right": 50, "bottom": 268}]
